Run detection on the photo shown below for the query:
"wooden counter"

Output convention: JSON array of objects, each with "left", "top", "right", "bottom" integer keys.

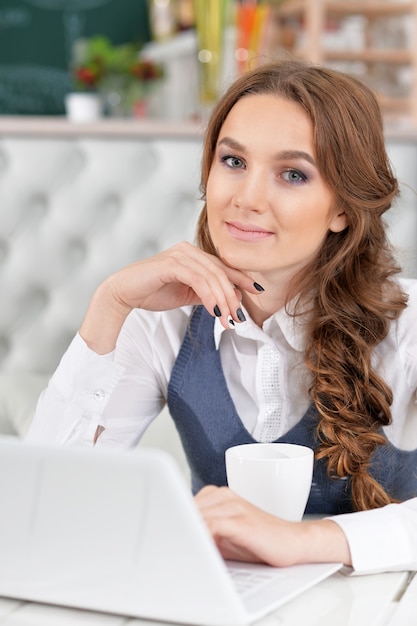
[
  {"left": 0, "top": 117, "right": 205, "bottom": 139},
  {"left": 1, "top": 115, "right": 417, "bottom": 141}
]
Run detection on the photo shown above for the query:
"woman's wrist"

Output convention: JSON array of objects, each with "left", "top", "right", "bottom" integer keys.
[
  {"left": 79, "top": 275, "right": 133, "bottom": 354},
  {"left": 298, "top": 519, "right": 352, "bottom": 566}
]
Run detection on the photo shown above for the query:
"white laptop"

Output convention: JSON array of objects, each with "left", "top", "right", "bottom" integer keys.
[{"left": 0, "top": 435, "right": 341, "bottom": 626}]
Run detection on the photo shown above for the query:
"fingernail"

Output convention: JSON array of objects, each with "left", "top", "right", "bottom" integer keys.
[
  {"left": 214, "top": 305, "right": 222, "bottom": 317},
  {"left": 236, "top": 308, "right": 246, "bottom": 322},
  {"left": 228, "top": 317, "right": 235, "bottom": 327},
  {"left": 253, "top": 282, "right": 265, "bottom": 292}
]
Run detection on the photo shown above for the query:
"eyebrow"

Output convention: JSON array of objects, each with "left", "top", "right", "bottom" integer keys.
[{"left": 217, "top": 137, "right": 317, "bottom": 167}]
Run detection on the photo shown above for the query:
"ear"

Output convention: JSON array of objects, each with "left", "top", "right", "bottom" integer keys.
[{"left": 329, "top": 209, "right": 348, "bottom": 233}]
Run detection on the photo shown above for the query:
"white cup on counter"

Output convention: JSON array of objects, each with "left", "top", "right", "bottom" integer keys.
[{"left": 225, "top": 442, "right": 314, "bottom": 522}]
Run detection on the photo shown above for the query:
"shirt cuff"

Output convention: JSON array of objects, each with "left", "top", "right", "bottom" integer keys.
[
  {"left": 329, "top": 502, "right": 416, "bottom": 575},
  {"left": 27, "top": 333, "right": 125, "bottom": 446},
  {"left": 52, "top": 333, "right": 122, "bottom": 399}
]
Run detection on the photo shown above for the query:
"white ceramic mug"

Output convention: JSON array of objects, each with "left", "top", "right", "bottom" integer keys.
[
  {"left": 225, "top": 443, "right": 314, "bottom": 521},
  {"left": 65, "top": 93, "right": 103, "bottom": 123}
]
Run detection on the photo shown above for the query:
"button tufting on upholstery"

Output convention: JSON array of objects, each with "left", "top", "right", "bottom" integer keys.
[
  {"left": 62, "top": 238, "right": 87, "bottom": 269},
  {"left": 68, "top": 147, "right": 86, "bottom": 171},
  {"left": 129, "top": 144, "right": 158, "bottom": 185},
  {"left": 0, "top": 149, "right": 8, "bottom": 176},
  {"left": 0, "top": 239, "right": 9, "bottom": 264},
  {"left": 0, "top": 336, "right": 10, "bottom": 366},
  {"left": 0, "top": 138, "right": 205, "bottom": 373},
  {"left": 19, "top": 286, "right": 49, "bottom": 318},
  {"left": 135, "top": 238, "right": 160, "bottom": 259},
  {"left": 96, "top": 192, "right": 123, "bottom": 225},
  {"left": 22, "top": 192, "right": 49, "bottom": 230}
]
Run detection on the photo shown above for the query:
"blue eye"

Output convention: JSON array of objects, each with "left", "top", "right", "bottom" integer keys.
[
  {"left": 283, "top": 169, "right": 307, "bottom": 184},
  {"left": 222, "top": 155, "right": 245, "bottom": 169}
]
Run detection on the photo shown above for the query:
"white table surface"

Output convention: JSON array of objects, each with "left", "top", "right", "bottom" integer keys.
[{"left": 0, "top": 570, "right": 415, "bottom": 626}]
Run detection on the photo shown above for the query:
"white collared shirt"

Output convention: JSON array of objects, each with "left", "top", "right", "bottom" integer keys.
[{"left": 27, "top": 277, "right": 417, "bottom": 574}]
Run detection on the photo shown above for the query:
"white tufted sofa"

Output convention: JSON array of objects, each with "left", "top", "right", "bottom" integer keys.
[
  {"left": 0, "top": 118, "right": 205, "bottom": 471},
  {"left": 0, "top": 118, "right": 416, "bottom": 469}
]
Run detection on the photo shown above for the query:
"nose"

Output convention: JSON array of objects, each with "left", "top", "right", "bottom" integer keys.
[{"left": 233, "top": 168, "right": 269, "bottom": 213}]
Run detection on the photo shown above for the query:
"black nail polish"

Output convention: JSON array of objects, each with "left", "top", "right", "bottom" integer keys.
[
  {"left": 253, "top": 282, "right": 265, "bottom": 292},
  {"left": 214, "top": 305, "right": 222, "bottom": 317},
  {"left": 228, "top": 317, "right": 235, "bottom": 327},
  {"left": 236, "top": 308, "right": 246, "bottom": 322}
]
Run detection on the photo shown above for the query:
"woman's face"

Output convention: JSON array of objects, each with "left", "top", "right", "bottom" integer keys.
[{"left": 206, "top": 94, "right": 347, "bottom": 284}]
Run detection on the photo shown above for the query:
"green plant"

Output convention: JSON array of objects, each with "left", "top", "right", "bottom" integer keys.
[{"left": 71, "top": 36, "right": 164, "bottom": 94}]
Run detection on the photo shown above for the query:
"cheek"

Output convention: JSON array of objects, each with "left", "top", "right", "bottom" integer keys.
[
  {"left": 205, "top": 189, "right": 219, "bottom": 240},
  {"left": 206, "top": 210, "right": 221, "bottom": 250},
  {"left": 206, "top": 182, "right": 225, "bottom": 224},
  {"left": 206, "top": 165, "right": 235, "bottom": 206},
  {"left": 205, "top": 176, "right": 217, "bottom": 213},
  {"left": 290, "top": 195, "right": 335, "bottom": 229}
]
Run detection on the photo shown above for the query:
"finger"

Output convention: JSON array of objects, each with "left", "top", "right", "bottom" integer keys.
[
  {"left": 202, "top": 261, "right": 265, "bottom": 326},
  {"left": 161, "top": 243, "right": 265, "bottom": 329},
  {"left": 214, "top": 537, "right": 260, "bottom": 563},
  {"left": 196, "top": 487, "right": 254, "bottom": 525},
  {"left": 165, "top": 246, "right": 243, "bottom": 327},
  {"left": 195, "top": 485, "right": 234, "bottom": 509},
  {"left": 195, "top": 486, "right": 226, "bottom": 514}
]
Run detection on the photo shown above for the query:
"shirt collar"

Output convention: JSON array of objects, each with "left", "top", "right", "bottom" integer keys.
[{"left": 214, "top": 299, "right": 307, "bottom": 352}]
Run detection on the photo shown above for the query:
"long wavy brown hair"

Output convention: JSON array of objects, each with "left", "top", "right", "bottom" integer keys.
[{"left": 196, "top": 59, "right": 408, "bottom": 511}]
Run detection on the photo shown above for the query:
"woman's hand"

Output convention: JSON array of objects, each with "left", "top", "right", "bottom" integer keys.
[
  {"left": 79, "top": 242, "right": 262, "bottom": 354},
  {"left": 195, "top": 485, "right": 352, "bottom": 568}
]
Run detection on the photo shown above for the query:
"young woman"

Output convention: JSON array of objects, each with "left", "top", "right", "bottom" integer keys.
[{"left": 27, "top": 59, "right": 417, "bottom": 575}]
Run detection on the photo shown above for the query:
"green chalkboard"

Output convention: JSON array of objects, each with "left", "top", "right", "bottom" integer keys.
[{"left": 0, "top": 0, "right": 151, "bottom": 115}]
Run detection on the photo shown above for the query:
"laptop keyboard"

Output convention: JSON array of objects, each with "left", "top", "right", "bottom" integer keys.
[{"left": 227, "top": 564, "right": 285, "bottom": 595}]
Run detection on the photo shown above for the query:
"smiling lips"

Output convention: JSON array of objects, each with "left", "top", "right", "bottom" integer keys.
[{"left": 226, "top": 221, "right": 274, "bottom": 242}]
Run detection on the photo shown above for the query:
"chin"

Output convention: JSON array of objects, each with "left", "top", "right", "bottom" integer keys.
[{"left": 218, "top": 248, "right": 261, "bottom": 273}]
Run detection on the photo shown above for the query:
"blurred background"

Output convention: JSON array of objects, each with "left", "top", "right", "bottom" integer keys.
[{"left": 0, "top": 0, "right": 416, "bottom": 123}]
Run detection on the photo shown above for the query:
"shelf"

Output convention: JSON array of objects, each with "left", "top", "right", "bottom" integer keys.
[
  {"left": 378, "top": 96, "right": 410, "bottom": 111},
  {"left": 277, "top": 1, "right": 415, "bottom": 18},
  {"left": 0, "top": 116, "right": 204, "bottom": 139},
  {"left": 327, "top": 2, "right": 415, "bottom": 18},
  {"left": 273, "top": 0, "right": 417, "bottom": 124},
  {"left": 292, "top": 48, "right": 413, "bottom": 65},
  {"left": 324, "top": 50, "right": 413, "bottom": 64}
]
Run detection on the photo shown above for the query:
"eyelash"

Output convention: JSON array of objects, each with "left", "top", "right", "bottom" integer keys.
[
  {"left": 221, "top": 155, "right": 245, "bottom": 169},
  {"left": 220, "top": 155, "right": 308, "bottom": 185},
  {"left": 282, "top": 168, "right": 308, "bottom": 184}
]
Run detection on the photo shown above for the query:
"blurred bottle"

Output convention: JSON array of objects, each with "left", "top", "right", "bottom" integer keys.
[
  {"left": 194, "top": 0, "right": 228, "bottom": 108},
  {"left": 148, "top": 0, "right": 177, "bottom": 41},
  {"left": 176, "top": 0, "right": 195, "bottom": 31},
  {"left": 148, "top": 0, "right": 196, "bottom": 40}
]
